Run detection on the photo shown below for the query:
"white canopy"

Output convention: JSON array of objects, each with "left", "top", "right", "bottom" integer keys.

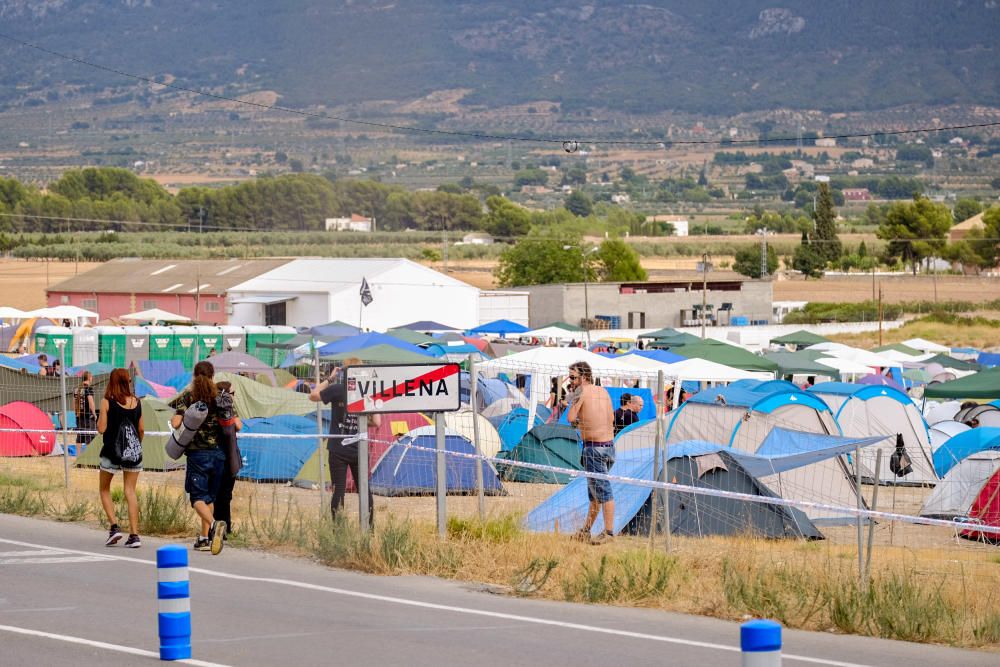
[
  {"left": 902, "top": 337, "right": 951, "bottom": 354},
  {"left": 0, "top": 306, "right": 28, "bottom": 320},
  {"left": 805, "top": 342, "right": 899, "bottom": 370},
  {"left": 26, "top": 305, "right": 99, "bottom": 323},
  {"left": 520, "top": 326, "right": 585, "bottom": 342},
  {"left": 814, "top": 356, "right": 881, "bottom": 376},
  {"left": 878, "top": 349, "right": 935, "bottom": 365},
  {"left": 664, "top": 357, "right": 771, "bottom": 383},
  {"left": 119, "top": 308, "right": 191, "bottom": 323}
]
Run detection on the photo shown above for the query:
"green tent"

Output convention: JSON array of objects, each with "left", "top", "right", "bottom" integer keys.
[
  {"left": 873, "top": 343, "right": 924, "bottom": 357},
  {"left": 770, "top": 330, "right": 831, "bottom": 347},
  {"left": 764, "top": 351, "right": 840, "bottom": 379},
  {"left": 75, "top": 397, "right": 182, "bottom": 471},
  {"left": 0, "top": 366, "right": 111, "bottom": 414},
  {"left": 924, "top": 368, "right": 1000, "bottom": 399},
  {"left": 214, "top": 372, "right": 315, "bottom": 417},
  {"left": 255, "top": 367, "right": 298, "bottom": 388},
  {"left": 320, "top": 344, "right": 434, "bottom": 365},
  {"left": 386, "top": 328, "right": 437, "bottom": 345},
  {"left": 671, "top": 342, "right": 780, "bottom": 373},
  {"left": 923, "top": 353, "right": 980, "bottom": 372},
  {"left": 494, "top": 424, "right": 581, "bottom": 484}
]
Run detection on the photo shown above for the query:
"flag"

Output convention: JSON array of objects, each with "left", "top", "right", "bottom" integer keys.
[{"left": 360, "top": 278, "right": 373, "bottom": 307}]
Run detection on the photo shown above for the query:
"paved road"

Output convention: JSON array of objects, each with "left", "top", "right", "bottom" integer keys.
[{"left": 0, "top": 514, "right": 995, "bottom": 666}]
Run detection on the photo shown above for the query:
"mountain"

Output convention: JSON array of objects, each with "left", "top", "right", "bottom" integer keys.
[{"left": 0, "top": 0, "right": 997, "bottom": 116}]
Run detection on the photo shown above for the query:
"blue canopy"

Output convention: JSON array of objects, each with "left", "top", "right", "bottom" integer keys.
[
  {"left": 629, "top": 349, "right": 686, "bottom": 364},
  {"left": 932, "top": 427, "right": 1000, "bottom": 477},
  {"left": 316, "top": 332, "right": 431, "bottom": 358},
  {"left": 468, "top": 319, "right": 529, "bottom": 336}
]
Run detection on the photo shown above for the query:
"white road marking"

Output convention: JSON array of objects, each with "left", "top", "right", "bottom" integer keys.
[
  {"left": 0, "top": 624, "right": 229, "bottom": 667},
  {"left": 0, "top": 556, "right": 112, "bottom": 565},
  {"left": 0, "top": 537, "right": 872, "bottom": 667},
  {"left": 0, "top": 606, "right": 77, "bottom": 614}
]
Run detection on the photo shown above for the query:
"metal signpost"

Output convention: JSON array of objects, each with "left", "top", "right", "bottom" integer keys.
[{"left": 345, "top": 363, "right": 462, "bottom": 535}]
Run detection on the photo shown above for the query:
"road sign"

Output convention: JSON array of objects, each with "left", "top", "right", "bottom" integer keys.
[{"left": 345, "top": 363, "right": 461, "bottom": 414}]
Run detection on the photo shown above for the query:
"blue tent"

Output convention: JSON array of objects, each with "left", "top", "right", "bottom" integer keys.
[
  {"left": 977, "top": 352, "right": 1000, "bottom": 368},
  {"left": 237, "top": 415, "right": 319, "bottom": 481},
  {"left": 933, "top": 427, "right": 1000, "bottom": 477},
  {"left": 132, "top": 377, "right": 159, "bottom": 398},
  {"left": 370, "top": 430, "right": 505, "bottom": 496},
  {"left": 138, "top": 360, "right": 186, "bottom": 386},
  {"left": 468, "top": 319, "right": 529, "bottom": 337},
  {"left": 459, "top": 373, "right": 518, "bottom": 408},
  {"left": 525, "top": 430, "right": 886, "bottom": 537},
  {"left": 557, "top": 386, "right": 656, "bottom": 426},
  {"left": 497, "top": 407, "right": 543, "bottom": 451},
  {"left": 316, "top": 333, "right": 431, "bottom": 358},
  {"left": 163, "top": 372, "right": 192, "bottom": 392},
  {"left": 0, "top": 355, "right": 43, "bottom": 372},
  {"left": 423, "top": 343, "right": 486, "bottom": 361}
]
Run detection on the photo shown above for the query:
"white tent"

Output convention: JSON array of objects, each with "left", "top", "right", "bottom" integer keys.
[
  {"left": 814, "top": 357, "right": 875, "bottom": 377},
  {"left": 119, "top": 308, "right": 191, "bottom": 323},
  {"left": 444, "top": 408, "right": 503, "bottom": 458},
  {"left": 806, "top": 342, "right": 899, "bottom": 370},
  {"left": 924, "top": 400, "right": 962, "bottom": 425},
  {"left": 902, "top": 338, "right": 951, "bottom": 354},
  {"left": 929, "top": 420, "right": 970, "bottom": 451},
  {"left": 920, "top": 452, "right": 1000, "bottom": 518},
  {"left": 27, "top": 305, "right": 98, "bottom": 325},
  {"left": 878, "top": 349, "right": 935, "bottom": 365},
  {"left": 0, "top": 306, "right": 28, "bottom": 320},
  {"left": 520, "top": 326, "right": 583, "bottom": 342}
]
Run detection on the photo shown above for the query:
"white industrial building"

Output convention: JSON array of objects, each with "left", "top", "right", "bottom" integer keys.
[{"left": 228, "top": 258, "right": 481, "bottom": 330}]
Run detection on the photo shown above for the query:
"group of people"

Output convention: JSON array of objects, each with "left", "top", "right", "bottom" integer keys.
[{"left": 90, "top": 361, "right": 241, "bottom": 554}]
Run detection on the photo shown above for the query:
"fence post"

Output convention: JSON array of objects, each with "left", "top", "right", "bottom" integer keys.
[
  {"left": 740, "top": 619, "right": 781, "bottom": 666},
  {"left": 469, "top": 355, "right": 485, "bottom": 521},
  {"left": 855, "top": 444, "right": 864, "bottom": 583},
  {"left": 864, "top": 449, "right": 882, "bottom": 587},
  {"left": 358, "top": 414, "right": 370, "bottom": 532},
  {"left": 435, "top": 412, "right": 446, "bottom": 537},
  {"left": 649, "top": 370, "right": 664, "bottom": 550},
  {"left": 313, "top": 345, "right": 325, "bottom": 519},
  {"left": 156, "top": 545, "right": 192, "bottom": 661},
  {"left": 58, "top": 341, "right": 69, "bottom": 488}
]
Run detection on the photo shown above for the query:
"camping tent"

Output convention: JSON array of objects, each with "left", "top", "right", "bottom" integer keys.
[
  {"left": 924, "top": 400, "right": 962, "bottom": 425},
  {"left": 0, "top": 401, "right": 55, "bottom": 456},
  {"left": 369, "top": 427, "right": 505, "bottom": 496},
  {"left": 924, "top": 368, "right": 1000, "bottom": 400},
  {"left": 809, "top": 382, "right": 936, "bottom": 486},
  {"left": 321, "top": 344, "right": 435, "bottom": 365},
  {"left": 202, "top": 351, "right": 277, "bottom": 385},
  {"left": 316, "top": 333, "right": 431, "bottom": 358},
  {"left": 443, "top": 408, "right": 503, "bottom": 458},
  {"left": 921, "top": 452, "right": 1000, "bottom": 542},
  {"left": 385, "top": 328, "right": 436, "bottom": 345},
  {"left": 75, "top": 398, "right": 182, "bottom": 470},
  {"left": 237, "top": 415, "right": 318, "bottom": 482},
  {"left": 213, "top": 372, "right": 315, "bottom": 418},
  {"left": 495, "top": 407, "right": 544, "bottom": 451},
  {"left": 929, "top": 420, "right": 970, "bottom": 450},
  {"left": 0, "top": 365, "right": 110, "bottom": 413},
  {"left": 932, "top": 427, "right": 1000, "bottom": 478},
  {"left": 494, "top": 424, "right": 581, "bottom": 484},
  {"left": 665, "top": 380, "right": 860, "bottom": 523},
  {"left": 955, "top": 403, "right": 1000, "bottom": 428}
]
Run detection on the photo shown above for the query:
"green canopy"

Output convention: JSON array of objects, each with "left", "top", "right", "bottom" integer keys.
[
  {"left": 923, "top": 353, "right": 980, "bottom": 372},
  {"left": 873, "top": 343, "right": 924, "bottom": 357},
  {"left": 641, "top": 327, "right": 686, "bottom": 339},
  {"left": 386, "top": 328, "right": 437, "bottom": 345},
  {"left": 320, "top": 344, "right": 434, "bottom": 365},
  {"left": 924, "top": 367, "right": 1000, "bottom": 399},
  {"left": 770, "top": 330, "right": 831, "bottom": 347},
  {"left": 764, "top": 351, "right": 841, "bottom": 379},
  {"left": 75, "top": 397, "right": 182, "bottom": 471},
  {"left": 671, "top": 341, "right": 780, "bottom": 373},
  {"left": 648, "top": 331, "right": 701, "bottom": 348}
]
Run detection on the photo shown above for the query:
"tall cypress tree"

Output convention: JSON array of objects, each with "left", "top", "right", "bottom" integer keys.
[{"left": 813, "top": 182, "right": 842, "bottom": 264}]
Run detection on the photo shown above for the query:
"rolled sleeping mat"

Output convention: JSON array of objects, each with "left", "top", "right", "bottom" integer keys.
[{"left": 166, "top": 401, "right": 209, "bottom": 460}]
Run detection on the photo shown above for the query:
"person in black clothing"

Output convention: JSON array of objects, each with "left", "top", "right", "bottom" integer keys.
[
  {"left": 613, "top": 392, "right": 638, "bottom": 435},
  {"left": 74, "top": 371, "right": 98, "bottom": 448},
  {"left": 212, "top": 381, "right": 242, "bottom": 539},
  {"left": 96, "top": 368, "right": 144, "bottom": 548},
  {"left": 309, "top": 357, "right": 381, "bottom": 524}
]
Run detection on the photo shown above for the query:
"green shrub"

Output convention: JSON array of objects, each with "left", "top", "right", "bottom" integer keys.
[{"left": 563, "top": 550, "right": 682, "bottom": 604}]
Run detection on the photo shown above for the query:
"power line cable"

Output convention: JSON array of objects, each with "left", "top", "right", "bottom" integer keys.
[{"left": 2, "top": 32, "right": 999, "bottom": 149}]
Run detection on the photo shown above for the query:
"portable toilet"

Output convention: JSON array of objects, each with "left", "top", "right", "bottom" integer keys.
[
  {"left": 96, "top": 326, "right": 126, "bottom": 366},
  {"left": 147, "top": 326, "right": 176, "bottom": 364},
  {"left": 268, "top": 325, "right": 298, "bottom": 366},
  {"left": 219, "top": 325, "right": 246, "bottom": 354},
  {"left": 172, "top": 326, "right": 198, "bottom": 370},
  {"left": 244, "top": 325, "right": 272, "bottom": 365},
  {"left": 193, "top": 325, "right": 223, "bottom": 360},
  {"left": 35, "top": 326, "right": 74, "bottom": 365},
  {"left": 123, "top": 326, "right": 150, "bottom": 366},
  {"left": 71, "top": 327, "right": 99, "bottom": 367}
]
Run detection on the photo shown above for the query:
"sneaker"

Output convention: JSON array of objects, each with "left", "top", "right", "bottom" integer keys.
[
  {"left": 193, "top": 537, "right": 211, "bottom": 551},
  {"left": 124, "top": 534, "right": 141, "bottom": 548},
  {"left": 590, "top": 531, "right": 614, "bottom": 546},
  {"left": 105, "top": 525, "right": 124, "bottom": 547},
  {"left": 210, "top": 520, "right": 226, "bottom": 555},
  {"left": 572, "top": 528, "right": 592, "bottom": 543}
]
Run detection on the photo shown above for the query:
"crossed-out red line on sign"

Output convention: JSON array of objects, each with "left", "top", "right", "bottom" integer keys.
[{"left": 346, "top": 364, "right": 459, "bottom": 413}]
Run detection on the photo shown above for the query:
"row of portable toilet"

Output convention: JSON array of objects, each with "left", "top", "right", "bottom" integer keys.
[{"left": 34, "top": 325, "right": 297, "bottom": 370}]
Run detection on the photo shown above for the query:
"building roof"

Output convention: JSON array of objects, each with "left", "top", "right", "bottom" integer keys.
[
  {"left": 953, "top": 212, "right": 985, "bottom": 231},
  {"left": 47, "top": 258, "right": 292, "bottom": 296},
  {"left": 229, "top": 258, "right": 476, "bottom": 295}
]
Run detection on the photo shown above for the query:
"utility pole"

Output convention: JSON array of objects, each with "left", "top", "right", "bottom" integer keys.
[
  {"left": 759, "top": 227, "right": 769, "bottom": 278},
  {"left": 198, "top": 206, "right": 206, "bottom": 234},
  {"left": 701, "top": 252, "right": 709, "bottom": 340},
  {"left": 877, "top": 285, "right": 884, "bottom": 347}
]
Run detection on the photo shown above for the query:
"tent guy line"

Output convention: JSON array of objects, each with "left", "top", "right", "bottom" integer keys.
[{"left": 0, "top": 537, "right": 870, "bottom": 667}]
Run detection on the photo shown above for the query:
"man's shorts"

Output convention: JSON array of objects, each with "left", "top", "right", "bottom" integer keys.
[
  {"left": 581, "top": 444, "right": 615, "bottom": 503},
  {"left": 99, "top": 456, "right": 142, "bottom": 473},
  {"left": 185, "top": 449, "right": 225, "bottom": 506}
]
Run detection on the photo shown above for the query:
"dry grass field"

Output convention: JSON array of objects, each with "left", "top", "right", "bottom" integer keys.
[{"left": 0, "top": 259, "right": 102, "bottom": 310}]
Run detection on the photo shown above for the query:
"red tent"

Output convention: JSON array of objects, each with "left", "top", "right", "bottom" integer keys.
[
  {"left": 0, "top": 401, "right": 56, "bottom": 456},
  {"left": 961, "top": 469, "right": 1000, "bottom": 543},
  {"left": 343, "top": 412, "right": 433, "bottom": 492}
]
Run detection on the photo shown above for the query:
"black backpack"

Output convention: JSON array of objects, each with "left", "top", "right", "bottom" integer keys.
[{"left": 889, "top": 433, "right": 913, "bottom": 478}]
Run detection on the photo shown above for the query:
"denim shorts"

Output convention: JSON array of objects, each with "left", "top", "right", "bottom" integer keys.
[
  {"left": 99, "top": 456, "right": 142, "bottom": 473},
  {"left": 581, "top": 446, "right": 615, "bottom": 503},
  {"left": 185, "top": 449, "right": 225, "bottom": 506}
]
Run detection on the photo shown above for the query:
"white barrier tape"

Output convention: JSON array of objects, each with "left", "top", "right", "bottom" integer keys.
[
  {"left": 0, "top": 427, "right": 357, "bottom": 440},
  {"left": 157, "top": 598, "right": 190, "bottom": 614},
  {"left": 157, "top": 566, "right": 189, "bottom": 583}
]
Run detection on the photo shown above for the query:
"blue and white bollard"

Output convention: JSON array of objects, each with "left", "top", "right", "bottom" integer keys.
[
  {"left": 741, "top": 619, "right": 781, "bottom": 666},
  {"left": 156, "top": 545, "right": 192, "bottom": 661}
]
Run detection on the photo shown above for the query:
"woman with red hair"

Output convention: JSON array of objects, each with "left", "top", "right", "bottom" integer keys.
[{"left": 96, "top": 368, "right": 144, "bottom": 548}]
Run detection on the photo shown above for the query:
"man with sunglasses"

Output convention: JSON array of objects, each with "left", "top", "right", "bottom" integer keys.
[{"left": 561, "top": 361, "right": 616, "bottom": 545}]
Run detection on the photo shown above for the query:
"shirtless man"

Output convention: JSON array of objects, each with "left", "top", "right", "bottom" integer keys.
[{"left": 562, "top": 361, "right": 616, "bottom": 544}]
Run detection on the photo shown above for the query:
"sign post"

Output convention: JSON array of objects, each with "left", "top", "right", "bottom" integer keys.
[{"left": 345, "top": 363, "right": 461, "bottom": 533}]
